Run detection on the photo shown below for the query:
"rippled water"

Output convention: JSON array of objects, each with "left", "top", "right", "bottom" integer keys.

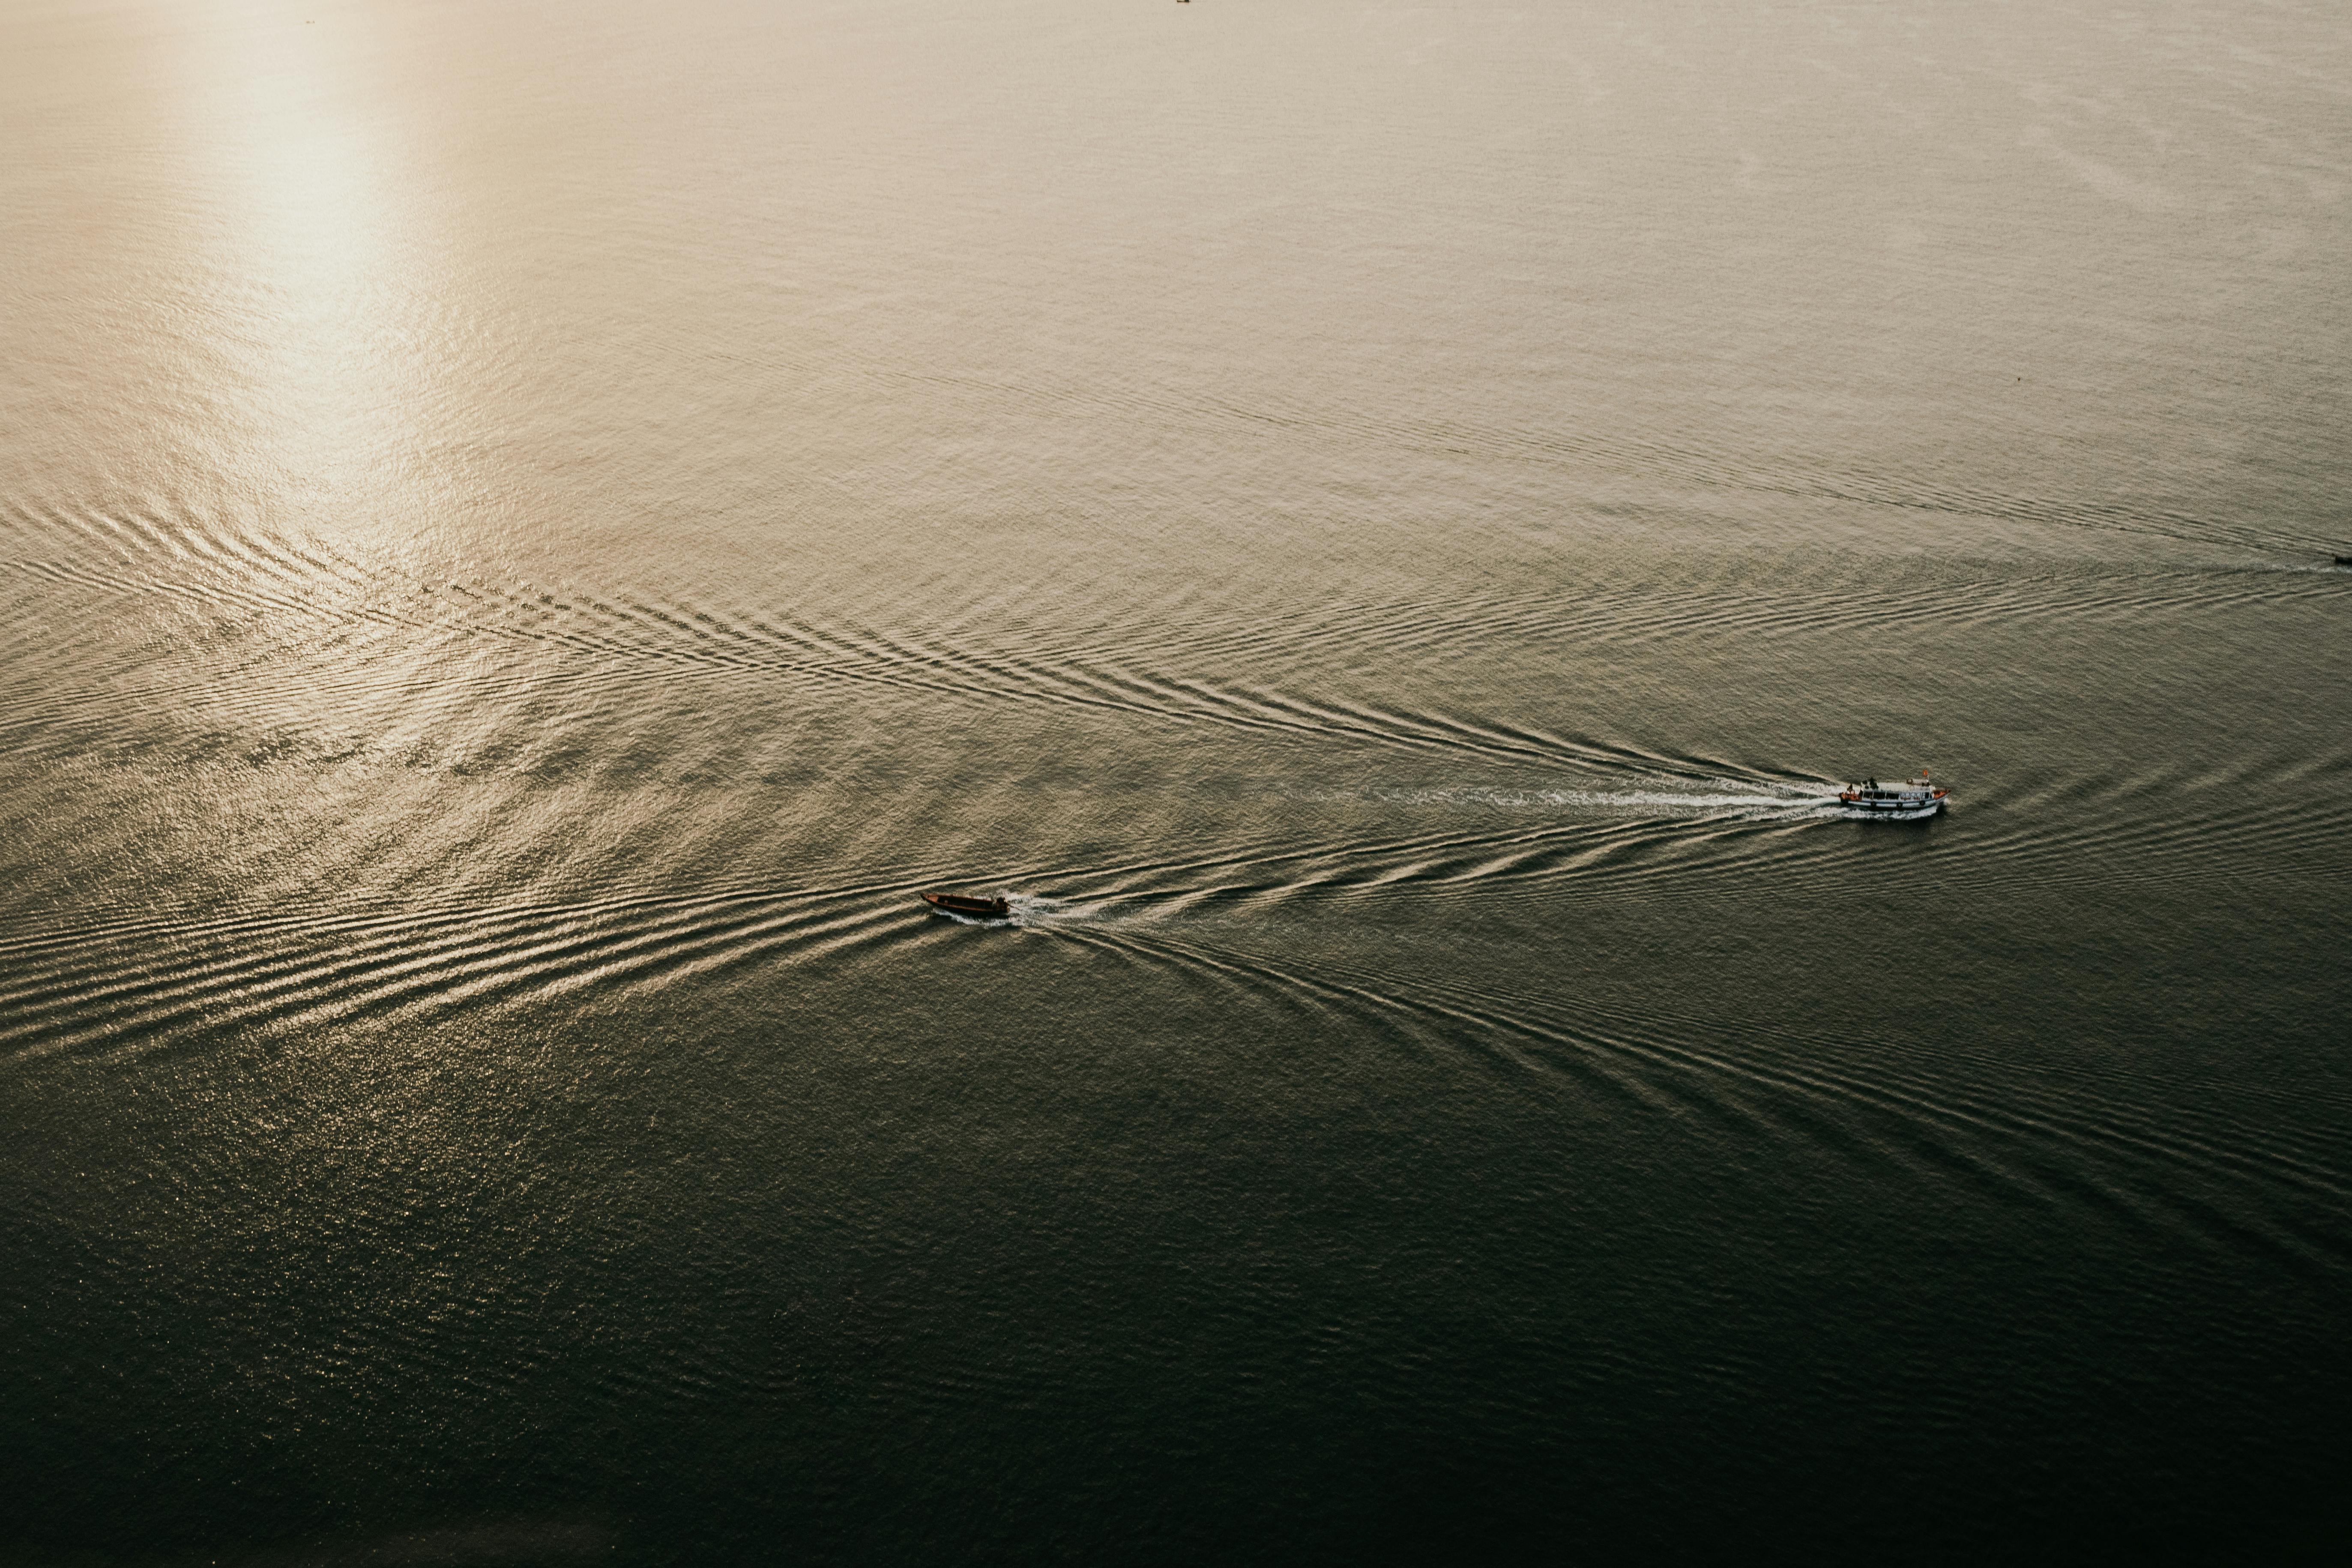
[{"left": 4, "top": 0, "right": 2349, "bottom": 1561}]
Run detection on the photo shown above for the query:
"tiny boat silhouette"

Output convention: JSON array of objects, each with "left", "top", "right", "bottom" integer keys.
[
  {"left": 1838, "top": 774, "right": 1948, "bottom": 814},
  {"left": 920, "top": 890, "right": 1011, "bottom": 919},
  {"left": 2335, "top": 554, "right": 2352, "bottom": 567}
]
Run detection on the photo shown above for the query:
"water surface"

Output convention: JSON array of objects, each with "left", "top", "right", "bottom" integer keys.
[{"left": 3, "top": 0, "right": 2349, "bottom": 1560}]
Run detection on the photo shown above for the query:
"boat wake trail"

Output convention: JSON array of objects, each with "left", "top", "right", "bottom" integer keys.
[{"left": 1343, "top": 781, "right": 1859, "bottom": 819}]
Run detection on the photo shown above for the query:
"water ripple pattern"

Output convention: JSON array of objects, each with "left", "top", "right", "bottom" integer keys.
[{"left": 2, "top": 0, "right": 2348, "bottom": 1561}]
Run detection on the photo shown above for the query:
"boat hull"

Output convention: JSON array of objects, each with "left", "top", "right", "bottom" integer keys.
[
  {"left": 1837, "top": 788, "right": 1947, "bottom": 816},
  {"left": 920, "top": 891, "right": 1011, "bottom": 919}
]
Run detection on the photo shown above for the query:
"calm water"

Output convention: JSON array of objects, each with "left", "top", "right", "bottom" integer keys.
[{"left": 3, "top": 0, "right": 2349, "bottom": 1561}]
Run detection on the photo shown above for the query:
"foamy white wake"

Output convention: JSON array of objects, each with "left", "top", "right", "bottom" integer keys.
[{"left": 1337, "top": 782, "right": 1866, "bottom": 820}]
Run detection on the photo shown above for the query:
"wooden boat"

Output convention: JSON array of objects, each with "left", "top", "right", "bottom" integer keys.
[{"left": 920, "top": 890, "right": 1011, "bottom": 919}]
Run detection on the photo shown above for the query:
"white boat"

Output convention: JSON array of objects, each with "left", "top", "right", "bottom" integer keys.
[{"left": 1838, "top": 775, "right": 1948, "bottom": 815}]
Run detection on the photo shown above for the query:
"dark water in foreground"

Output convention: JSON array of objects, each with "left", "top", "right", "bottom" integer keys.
[{"left": 4, "top": 0, "right": 2349, "bottom": 1561}]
